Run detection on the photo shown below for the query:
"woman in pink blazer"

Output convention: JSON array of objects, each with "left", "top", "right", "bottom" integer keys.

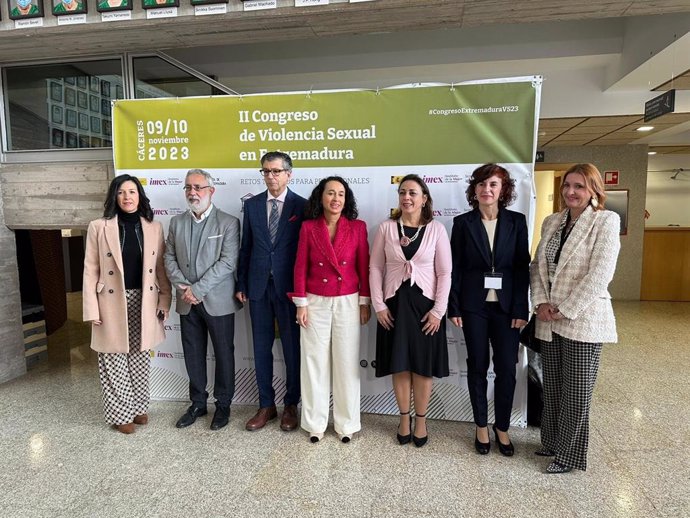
[
  {"left": 83, "top": 175, "right": 172, "bottom": 434},
  {"left": 530, "top": 163, "right": 620, "bottom": 473},
  {"left": 289, "top": 176, "right": 371, "bottom": 443},
  {"left": 369, "top": 174, "right": 452, "bottom": 447}
]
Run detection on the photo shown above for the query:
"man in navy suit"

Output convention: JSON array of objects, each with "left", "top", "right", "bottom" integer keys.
[{"left": 236, "top": 151, "right": 307, "bottom": 432}]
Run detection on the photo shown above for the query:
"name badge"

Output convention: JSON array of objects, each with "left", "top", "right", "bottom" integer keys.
[{"left": 484, "top": 272, "right": 503, "bottom": 290}]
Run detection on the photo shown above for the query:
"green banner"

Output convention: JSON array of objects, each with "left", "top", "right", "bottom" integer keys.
[{"left": 113, "top": 82, "right": 537, "bottom": 170}]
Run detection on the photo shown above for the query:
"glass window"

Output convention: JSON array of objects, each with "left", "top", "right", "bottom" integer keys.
[
  {"left": 3, "top": 59, "right": 123, "bottom": 151},
  {"left": 132, "top": 56, "right": 224, "bottom": 99}
]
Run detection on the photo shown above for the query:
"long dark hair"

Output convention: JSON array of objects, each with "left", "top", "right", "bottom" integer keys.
[
  {"left": 390, "top": 174, "right": 434, "bottom": 225},
  {"left": 305, "top": 176, "right": 359, "bottom": 220},
  {"left": 103, "top": 174, "right": 154, "bottom": 222},
  {"left": 465, "top": 163, "right": 516, "bottom": 209}
]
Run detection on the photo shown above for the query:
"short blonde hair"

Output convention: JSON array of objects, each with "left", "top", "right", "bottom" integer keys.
[{"left": 561, "top": 163, "right": 607, "bottom": 211}]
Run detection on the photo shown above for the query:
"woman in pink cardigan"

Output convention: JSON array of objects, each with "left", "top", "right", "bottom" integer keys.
[
  {"left": 369, "top": 174, "right": 452, "bottom": 447},
  {"left": 289, "top": 176, "right": 371, "bottom": 443}
]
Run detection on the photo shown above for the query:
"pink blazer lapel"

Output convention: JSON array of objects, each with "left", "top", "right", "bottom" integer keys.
[{"left": 104, "top": 217, "right": 124, "bottom": 275}]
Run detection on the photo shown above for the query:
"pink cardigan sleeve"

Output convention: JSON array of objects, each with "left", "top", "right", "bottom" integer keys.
[
  {"left": 430, "top": 223, "right": 452, "bottom": 319},
  {"left": 369, "top": 222, "right": 387, "bottom": 313}
]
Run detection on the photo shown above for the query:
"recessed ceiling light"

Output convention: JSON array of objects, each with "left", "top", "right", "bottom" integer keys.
[
  {"left": 637, "top": 126, "right": 654, "bottom": 132},
  {"left": 648, "top": 151, "right": 657, "bottom": 155}
]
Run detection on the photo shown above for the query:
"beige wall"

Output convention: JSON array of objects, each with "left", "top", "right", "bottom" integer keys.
[{"left": 538, "top": 145, "right": 648, "bottom": 300}]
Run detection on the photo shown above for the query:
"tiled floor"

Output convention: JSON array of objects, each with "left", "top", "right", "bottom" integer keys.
[{"left": 0, "top": 298, "right": 688, "bottom": 517}]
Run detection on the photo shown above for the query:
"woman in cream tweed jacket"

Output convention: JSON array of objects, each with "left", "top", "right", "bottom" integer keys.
[{"left": 529, "top": 163, "right": 620, "bottom": 474}]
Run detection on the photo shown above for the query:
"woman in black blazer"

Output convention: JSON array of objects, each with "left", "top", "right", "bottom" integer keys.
[{"left": 448, "top": 164, "right": 530, "bottom": 456}]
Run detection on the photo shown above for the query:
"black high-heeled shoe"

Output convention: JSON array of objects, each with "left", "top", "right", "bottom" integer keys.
[
  {"left": 492, "top": 424, "right": 514, "bottom": 457},
  {"left": 546, "top": 461, "right": 572, "bottom": 474},
  {"left": 474, "top": 427, "right": 490, "bottom": 455},
  {"left": 397, "top": 411, "right": 412, "bottom": 445},
  {"left": 412, "top": 413, "right": 428, "bottom": 448}
]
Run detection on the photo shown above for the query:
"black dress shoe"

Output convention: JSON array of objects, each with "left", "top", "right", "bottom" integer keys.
[
  {"left": 175, "top": 405, "right": 207, "bottom": 428},
  {"left": 492, "top": 424, "right": 515, "bottom": 457},
  {"left": 210, "top": 406, "right": 230, "bottom": 431},
  {"left": 474, "top": 427, "right": 490, "bottom": 455},
  {"left": 546, "top": 461, "right": 572, "bottom": 474},
  {"left": 412, "top": 413, "right": 428, "bottom": 448},
  {"left": 397, "top": 411, "right": 412, "bottom": 445}
]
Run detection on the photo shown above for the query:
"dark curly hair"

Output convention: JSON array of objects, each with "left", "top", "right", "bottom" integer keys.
[
  {"left": 390, "top": 174, "right": 434, "bottom": 225},
  {"left": 103, "top": 174, "right": 154, "bottom": 222},
  {"left": 465, "top": 163, "right": 516, "bottom": 209},
  {"left": 305, "top": 176, "right": 359, "bottom": 220}
]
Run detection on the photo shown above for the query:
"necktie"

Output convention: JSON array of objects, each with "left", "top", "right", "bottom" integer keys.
[{"left": 269, "top": 199, "right": 279, "bottom": 244}]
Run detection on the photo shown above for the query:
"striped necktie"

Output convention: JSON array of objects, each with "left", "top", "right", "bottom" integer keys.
[{"left": 268, "top": 199, "right": 279, "bottom": 244}]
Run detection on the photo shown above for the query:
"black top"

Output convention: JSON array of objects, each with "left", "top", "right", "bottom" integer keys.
[
  {"left": 399, "top": 223, "right": 427, "bottom": 261},
  {"left": 118, "top": 210, "right": 143, "bottom": 290}
]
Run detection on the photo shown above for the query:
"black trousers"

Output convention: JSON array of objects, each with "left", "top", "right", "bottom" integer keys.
[
  {"left": 462, "top": 302, "right": 519, "bottom": 430},
  {"left": 180, "top": 303, "right": 235, "bottom": 408}
]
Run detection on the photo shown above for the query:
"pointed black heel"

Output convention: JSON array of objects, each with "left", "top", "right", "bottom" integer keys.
[
  {"left": 474, "top": 427, "right": 490, "bottom": 455},
  {"left": 412, "top": 413, "right": 428, "bottom": 448},
  {"left": 492, "top": 424, "right": 515, "bottom": 457},
  {"left": 397, "top": 411, "right": 412, "bottom": 445}
]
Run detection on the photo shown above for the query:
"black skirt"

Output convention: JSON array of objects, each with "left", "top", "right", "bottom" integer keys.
[{"left": 375, "top": 280, "right": 449, "bottom": 378}]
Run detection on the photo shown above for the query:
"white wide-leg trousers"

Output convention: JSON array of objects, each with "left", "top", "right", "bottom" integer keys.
[{"left": 300, "top": 292, "right": 361, "bottom": 435}]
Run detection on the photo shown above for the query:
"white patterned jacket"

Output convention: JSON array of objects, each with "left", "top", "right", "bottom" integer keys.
[{"left": 530, "top": 206, "right": 620, "bottom": 343}]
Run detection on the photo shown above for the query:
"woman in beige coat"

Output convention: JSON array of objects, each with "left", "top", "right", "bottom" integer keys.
[
  {"left": 83, "top": 175, "right": 172, "bottom": 433},
  {"left": 530, "top": 163, "right": 620, "bottom": 473}
]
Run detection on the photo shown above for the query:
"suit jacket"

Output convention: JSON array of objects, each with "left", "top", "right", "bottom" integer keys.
[
  {"left": 164, "top": 206, "right": 242, "bottom": 316},
  {"left": 288, "top": 217, "right": 370, "bottom": 302},
  {"left": 83, "top": 216, "right": 172, "bottom": 354},
  {"left": 369, "top": 219, "right": 452, "bottom": 319},
  {"left": 530, "top": 207, "right": 620, "bottom": 343},
  {"left": 237, "top": 189, "right": 308, "bottom": 301},
  {"left": 448, "top": 208, "right": 530, "bottom": 320}
]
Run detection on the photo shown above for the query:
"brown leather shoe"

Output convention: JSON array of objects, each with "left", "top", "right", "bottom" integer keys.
[
  {"left": 116, "top": 423, "right": 135, "bottom": 434},
  {"left": 280, "top": 405, "right": 298, "bottom": 431},
  {"left": 133, "top": 414, "right": 149, "bottom": 425},
  {"left": 245, "top": 406, "right": 277, "bottom": 431}
]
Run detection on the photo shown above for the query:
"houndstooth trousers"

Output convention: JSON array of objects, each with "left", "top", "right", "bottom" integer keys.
[
  {"left": 540, "top": 333, "right": 602, "bottom": 471},
  {"left": 98, "top": 289, "right": 150, "bottom": 425}
]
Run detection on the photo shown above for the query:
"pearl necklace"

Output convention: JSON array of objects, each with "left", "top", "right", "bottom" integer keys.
[{"left": 399, "top": 218, "right": 423, "bottom": 247}]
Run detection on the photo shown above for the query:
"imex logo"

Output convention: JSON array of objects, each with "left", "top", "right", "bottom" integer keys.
[
  {"left": 138, "top": 178, "right": 148, "bottom": 186},
  {"left": 156, "top": 351, "right": 174, "bottom": 358},
  {"left": 153, "top": 209, "right": 170, "bottom": 216},
  {"left": 432, "top": 210, "right": 443, "bottom": 217},
  {"left": 423, "top": 176, "right": 443, "bottom": 184},
  {"left": 149, "top": 179, "right": 168, "bottom": 186}
]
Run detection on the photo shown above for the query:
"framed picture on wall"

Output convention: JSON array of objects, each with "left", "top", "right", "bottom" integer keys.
[
  {"left": 142, "top": 0, "right": 179, "bottom": 9},
  {"left": 65, "top": 131, "right": 78, "bottom": 148},
  {"left": 76, "top": 75, "right": 87, "bottom": 89},
  {"left": 90, "top": 94, "right": 99, "bottom": 113},
  {"left": 65, "top": 109, "right": 77, "bottom": 128},
  {"left": 78, "top": 112, "right": 89, "bottom": 131},
  {"left": 89, "top": 76, "right": 100, "bottom": 93},
  {"left": 115, "top": 85, "right": 124, "bottom": 99},
  {"left": 96, "top": 0, "right": 132, "bottom": 12},
  {"left": 52, "top": 0, "right": 87, "bottom": 16},
  {"left": 90, "top": 116, "right": 101, "bottom": 133},
  {"left": 8, "top": 0, "right": 44, "bottom": 20},
  {"left": 101, "top": 99, "right": 110, "bottom": 116},
  {"left": 64, "top": 87, "right": 76, "bottom": 106},
  {"left": 51, "top": 128, "right": 64, "bottom": 148},
  {"left": 51, "top": 105, "right": 63, "bottom": 125},
  {"left": 64, "top": 76, "right": 75, "bottom": 85},
  {"left": 102, "top": 119, "right": 112, "bottom": 136},
  {"left": 77, "top": 90, "right": 88, "bottom": 109},
  {"left": 49, "top": 82, "right": 62, "bottom": 102},
  {"left": 100, "top": 80, "right": 111, "bottom": 98},
  {"left": 606, "top": 189, "right": 629, "bottom": 235},
  {"left": 90, "top": 136, "right": 103, "bottom": 147}
]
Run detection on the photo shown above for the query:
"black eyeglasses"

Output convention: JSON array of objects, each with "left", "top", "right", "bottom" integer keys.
[
  {"left": 259, "top": 169, "right": 288, "bottom": 177},
  {"left": 183, "top": 185, "right": 212, "bottom": 192}
]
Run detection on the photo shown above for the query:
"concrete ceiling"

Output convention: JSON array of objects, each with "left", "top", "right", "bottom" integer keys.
[{"left": 1, "top": 0, "right": 689, "bottom": 151}]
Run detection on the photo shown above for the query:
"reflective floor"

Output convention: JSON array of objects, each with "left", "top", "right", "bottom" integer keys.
[{"left": 0, "top": 297, "right": 688, "bottom": 517}]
